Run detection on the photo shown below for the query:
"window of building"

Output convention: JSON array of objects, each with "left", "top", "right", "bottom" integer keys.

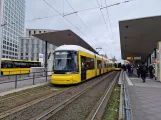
[
  {"left": 21, "top": 53, "right": 23, "bottom": 56},
  {"left": 39, "top": 31, "right": 41, "bottom": 33},
  {"left": 26, "top": 39, "right": 29, "bottom": 44},
  {"left": 3, "top": 40, "right": 6, "bottom": 44},
  {"left": 10, "top": 43, "right": 12, "bottom": 46},
  {"left": 31, "top": 39, "right": 34, "bottom": 44},
  {"left": 7, "top": 42, "right": 9, "bottom": 45},
  {"left": 2, "top": 55, "right": 5, "bottom": 58},
  {"left": 21, "top": 57, "right": 23, "bottom": 59},
  {"left": 3, "top": 50, "right": 5, "bottom": 54},
  {"left": 37, "top": 40, "right": 40, "bottom": 44},
  {"left": 6, "top": 51, "right": 8, "bottom": 54},
  {"left": 26, "top": 53, "right": 28, "bottom": 56},
  {"left": 34, "top": 31, "right": 36, "bottom": 34}
]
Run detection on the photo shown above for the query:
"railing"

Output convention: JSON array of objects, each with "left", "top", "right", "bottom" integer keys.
[
  {"left": 123, "top": 71, "right": 132, "bottom": 120},
  {"left": 0, "top": 70, "right": 52, "bottom": 89}
]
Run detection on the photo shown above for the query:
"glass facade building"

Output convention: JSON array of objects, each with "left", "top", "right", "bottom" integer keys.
[{"left": 0, "top": 0, "right": 25, "bottom": 59}]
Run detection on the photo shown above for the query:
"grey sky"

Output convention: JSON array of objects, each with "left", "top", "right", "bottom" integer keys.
[{"left": 25, "top": 0, "right": 161, "bottom": 61}]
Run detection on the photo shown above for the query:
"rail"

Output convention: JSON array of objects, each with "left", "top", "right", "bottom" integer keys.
[
  {"left": 0, "top": 70, "right": 52, "bottom": 89},
  {"left": 123, "top": 71, "right": 132, "bottom": 120}
]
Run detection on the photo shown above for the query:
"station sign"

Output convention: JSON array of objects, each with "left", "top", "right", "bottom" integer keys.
[
  {"left": 126, "top": 57, "right": 133, "bottom": 60},
  {"left": 126, "top": 57, "right": 141, "bottom": 60},
  {"left": 134, "top": 57, "right": 141, "bottom": 60}
]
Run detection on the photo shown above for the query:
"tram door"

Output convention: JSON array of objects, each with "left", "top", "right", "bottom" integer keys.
[{"left": 81, "top": 56, "right": 86, "bottom": 81}]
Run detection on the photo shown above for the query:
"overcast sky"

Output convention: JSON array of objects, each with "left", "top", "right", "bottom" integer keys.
[{"left": 25, "top": 0, "right": 161, "bottom": 62}]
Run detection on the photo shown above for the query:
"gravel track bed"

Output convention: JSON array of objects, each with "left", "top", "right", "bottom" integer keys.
[
  {"left": 2, "top": 72, "right": 114, "bottom": 120},
  {"left": 0, "top": 84, "right": 62, "bottom": 113},
  {"left": 48, "top": 72, "right": 117, "bottom": 120}
]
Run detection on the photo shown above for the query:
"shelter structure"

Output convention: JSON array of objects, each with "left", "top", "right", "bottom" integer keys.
[
  {"left": 33, "top": 29, "right": 97, "bottom": 68},
  {"left": 119, "top": 15, "right": 161, "bottom": 63}
]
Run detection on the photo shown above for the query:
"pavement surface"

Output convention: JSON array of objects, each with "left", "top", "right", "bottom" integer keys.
[
  {"left": 126, "top": 74, "right": 161, "bottom": 120},
  {"left": 0, "top": 75, "right": 51, "bottom": 93}
]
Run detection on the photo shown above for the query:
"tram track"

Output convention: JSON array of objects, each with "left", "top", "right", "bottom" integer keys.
[
  {"left": 86, "top": 73, "right": 119, "bottom": 120},
  {"left": 0, "top": 72, "right": 115, "bottom": 120},
  {"left": 33, "top": 72, "right": 119, "bottom": 120}
]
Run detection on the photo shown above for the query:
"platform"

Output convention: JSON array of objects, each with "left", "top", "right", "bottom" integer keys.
[{"left": 125, "top": 73, "right": 161, "bottom": 120}]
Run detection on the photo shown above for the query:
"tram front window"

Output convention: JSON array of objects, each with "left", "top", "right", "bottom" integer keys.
[{"left": 54, "top": 51, "right": 78, "bottom": 73}]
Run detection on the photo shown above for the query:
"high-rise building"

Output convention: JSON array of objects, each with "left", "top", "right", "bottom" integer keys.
[
  {"left": 0, "top": 0, "right": 25, "bottom": 59},
  {"left": 19, "top": 29, "right": 57, "bottom": 61}
]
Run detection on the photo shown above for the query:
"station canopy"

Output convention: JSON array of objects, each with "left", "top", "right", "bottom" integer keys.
[
  {"left": 33, "top": 29, "right": 97, "bottom": 53},
  {"left": 119, "top": 15, "right": 161, "bottom": 62}
]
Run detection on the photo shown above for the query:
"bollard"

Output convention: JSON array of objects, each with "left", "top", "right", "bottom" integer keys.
[
  {"left": 46, "top": 71, "right": 47, "bottom": 82},
  {"left": 15, "top": 74, "right": 18, "bottom": 89},
  {"left": 33, "top": 72, "right": 35, "bottom": 85}
]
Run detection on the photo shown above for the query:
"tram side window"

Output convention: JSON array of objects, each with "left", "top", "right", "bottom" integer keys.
[
  {"left": 97, "top": 60, "right": 102, "bottom": 69},
  {"left": 1, "top": 61, "right": 13, "bottom": 68},
  {"left": 1, "top": 61, "right": 8, "bottom": 68},
  {"left": 81, "top": 56, "right": 94, "bottom": 70},
  {"left": 13, "top": 61, "right": 21, "bottom": 68}
]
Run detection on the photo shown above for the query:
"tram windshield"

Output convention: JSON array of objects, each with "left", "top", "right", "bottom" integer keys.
[{"left": 54, "top": 51, "right": 78, "bottom": 72}]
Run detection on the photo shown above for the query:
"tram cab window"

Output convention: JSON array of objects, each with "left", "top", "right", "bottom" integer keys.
[{"left": 54, "top": 51, "right": 78, "bottom": 72}]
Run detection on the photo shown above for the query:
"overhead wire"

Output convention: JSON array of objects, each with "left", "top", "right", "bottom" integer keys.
[
  {"left": 104, "top": 0, "right": 115, "bottom": 44},
  {"left": 65, "top": 0, "right": 102, "bottom": 49},
  {"left": 26, "top": 0, "right": 133, "bottom": 23},
  {"left": 42, "top": 0, "right": 87, "bottom": 38},
  {"left": 95, "top": 0, "right": 113, "bottom": 43}
]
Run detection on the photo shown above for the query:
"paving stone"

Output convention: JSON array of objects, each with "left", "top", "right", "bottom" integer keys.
[{"left": 126, "top": 74, "right": 161, "bottom": 120}]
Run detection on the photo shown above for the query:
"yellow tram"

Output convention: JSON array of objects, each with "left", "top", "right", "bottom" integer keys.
[
  {"left": 51, "top": 45, "right": 115, "bottom": 85},
  {"left": 0, "top": 58, "right": 41, "bottom": 75}
]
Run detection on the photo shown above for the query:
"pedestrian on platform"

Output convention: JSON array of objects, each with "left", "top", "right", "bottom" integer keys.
[
  {"left": 127, "top": 64, "right": 132, "bottom": 77},
  {"left": 149, "top": 64, "right": 154, "bottom": 79},
  {"left": 140, "top": 63, "right": 147, "bottom": 83},
  {"left": 136, "top": 64, "right": 141, "bottom": 78},
  {"left": 122, "top": 64, "right": 126, "bottom": 71}
]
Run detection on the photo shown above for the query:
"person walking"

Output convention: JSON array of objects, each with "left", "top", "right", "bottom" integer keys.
[
  {"left": 149, "top": 64, "right": 154, "bottom": 79},
  {"left": 122, "top": 64, "right": 126, "bottom": 71},
  {"left": 127, "top": 64, "right": 132, "bottom": 77},
  {"left": 140, "top": 63, "right": 147, "bottom": 83},
  {"left": 136, "top": 64, "right": 141, "bottom": 78}
]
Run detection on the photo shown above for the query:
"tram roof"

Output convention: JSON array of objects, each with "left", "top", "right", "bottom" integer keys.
[
  {"left": 119, "top": 15, "right": 161, "bottom": 62},
  {"left": 33, "top": 29, "right": 97, "bottom": 54}
]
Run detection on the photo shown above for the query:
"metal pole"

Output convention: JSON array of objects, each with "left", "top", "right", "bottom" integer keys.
[
  {"left": 149, "top": 54, "right": 151, "bottom": 64},
  {"left": 33, "top": 72, "right": 35, "bottom": 85},
  {"left": 154, "top": 48, "right": 157, "bottom": 59},
  {"left": 45, "top": 41, "right": 48, "bottom": 68},
  {"left": 15, "top": 74, "right": 18, "bottom": 89},
  {"left": 0, "top": 24, "right": 3, "bottom": 76},
  {"left": 46, "top": 70, "right": 47, "bottom": 82}
]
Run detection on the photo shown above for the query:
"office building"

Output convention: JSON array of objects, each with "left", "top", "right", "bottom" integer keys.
[
  {"left": 0, "top": 0, "right": 25, "bottom": 59},
  {"left": 19, "top": 29, "right": 57, "bottom": 61}
]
